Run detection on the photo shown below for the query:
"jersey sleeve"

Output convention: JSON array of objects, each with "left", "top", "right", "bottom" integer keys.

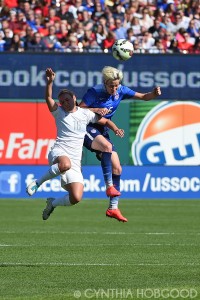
[
  {"left": 51, "top": 105, "right": 60, "bottom": 118},
  {"left": 82, "top": 88, "right": 97, "bottom": 106},
  {"left": 121, "top": 85, "right": 136, "bottom": 99},
  {"left": 86, "top": 109, "right": 99, "bottom": 124}
]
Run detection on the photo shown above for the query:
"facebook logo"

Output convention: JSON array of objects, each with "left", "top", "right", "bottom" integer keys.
[{"left": 0, "top": 172, "right": 21, "bottom": 194}]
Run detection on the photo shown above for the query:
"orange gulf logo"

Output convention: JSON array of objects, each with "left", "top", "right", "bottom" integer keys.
[{"left": 131, "top": 101, "right": 200, "bottom": 165}]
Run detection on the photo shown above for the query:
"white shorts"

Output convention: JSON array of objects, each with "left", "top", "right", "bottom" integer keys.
[{"left": 48, "top": 146, "right": 84, "bottom": 187}]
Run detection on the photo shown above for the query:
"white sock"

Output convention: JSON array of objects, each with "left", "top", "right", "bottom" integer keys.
[
  {"left": 109, "top": 197, "right": 119, "bottom": 210},
  {"left": 52, "top": 194, "right": 72, "bottom": 207},
  {"left": 37, "top": 164, "right": 61, "bottom": 186}
]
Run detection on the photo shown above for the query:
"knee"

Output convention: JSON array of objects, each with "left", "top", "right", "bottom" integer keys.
[
  {"left": 70, "top": 195, "right": 82, "bottom": 205},
  {"left": 103, "top": 142, "right": 112, "bottom": 153},
  {"left": 59, "top": 161, "right": 71, "bottom": 173}
]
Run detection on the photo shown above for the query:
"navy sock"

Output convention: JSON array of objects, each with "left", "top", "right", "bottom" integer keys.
[
  {"left": 112, "top": 174, "right": 120, "bottom": 191},
  {"left": 101, "top": 152, "right": 112, "bottom": 188}
]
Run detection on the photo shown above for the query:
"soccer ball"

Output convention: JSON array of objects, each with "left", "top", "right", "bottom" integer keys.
[{"left": 112, "top": 39, "right": 134, "bottom": 61}]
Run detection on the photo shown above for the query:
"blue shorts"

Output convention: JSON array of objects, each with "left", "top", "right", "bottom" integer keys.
[{"left": 84, "top": 123, "right": 116, "bottom": 153}]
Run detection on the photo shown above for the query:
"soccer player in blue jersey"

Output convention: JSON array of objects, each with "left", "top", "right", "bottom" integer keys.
[{"left": 79, "top": 66, "right": 161, "bottom": 222}]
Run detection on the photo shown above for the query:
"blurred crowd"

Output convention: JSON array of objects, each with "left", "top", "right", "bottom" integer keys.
[{"left": 0, "top": 0, "right": 200, "bottom": 54}]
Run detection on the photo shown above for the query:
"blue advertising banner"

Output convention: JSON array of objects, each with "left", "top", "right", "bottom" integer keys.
[
  {"left": 0, "top": 53, "right": 199, "bottom": 100},
  {"left": 0, "top": 165, "right": 199, "bottom": 199}
]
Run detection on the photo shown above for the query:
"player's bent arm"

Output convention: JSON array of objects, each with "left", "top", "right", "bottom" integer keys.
[
  {"left": 79, "top": 101, "right": 109, "bottom": 116},
  {"left": 45, "top": 68, "right": 58, "bottom": 112},
  {"left": 97, "top": 117, "right": 124, "bottom": 138},
  {"left": 133, "top": 86, "right": 161, "bottom": 101}
]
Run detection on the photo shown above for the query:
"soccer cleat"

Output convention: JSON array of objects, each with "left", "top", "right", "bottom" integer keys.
[
  {"left": 106, "top": 186, "right": 121, "bottom": 197},
  {"left": 26, "top": 180, "right": 39, "bottom": 196},
  {"left": 42, "top": 198, "right": 55, "bottom": 220},
  {"left": 106, "top": 208, "right": 128, "bottom": 222}
]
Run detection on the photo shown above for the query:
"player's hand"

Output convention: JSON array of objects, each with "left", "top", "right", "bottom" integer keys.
[
  {"left": 153, "top": 86, "right": 161, "bottom": 97},
  {"left": 115, "top": 129, "right": 124, "bottom": 138},
  {"left": 46, "top": 68, "right": 56, "bottom": 82},
  {"left": 97, "top": 108, "right": 110, "bottom": 116}
]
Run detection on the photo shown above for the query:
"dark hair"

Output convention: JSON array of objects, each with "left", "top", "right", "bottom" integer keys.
[{"left": 58, "top": 89, "right": 75, "bottom": 99}]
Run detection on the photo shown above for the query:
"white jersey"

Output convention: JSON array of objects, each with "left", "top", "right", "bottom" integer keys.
[{"left": 51, "top": 106, "right": 99, "bottom": 160}]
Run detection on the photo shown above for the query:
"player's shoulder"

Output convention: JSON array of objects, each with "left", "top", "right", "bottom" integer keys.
[
  {"left": 119, "top": 84, "right": 134, "bottom": 94},
  {"left": 51, "top": 104, "right": 62, "bottom": 115},
  {"left": 77, "top": 106, "right": 94, "bottom": 116},
  {"left": 88, "top": 84, "right": 104, "bottom": 94}
]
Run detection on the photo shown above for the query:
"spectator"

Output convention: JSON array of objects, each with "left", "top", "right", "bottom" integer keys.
[
  {"left": 66, "top": 34, "right": 80, "bottom": 52},
  {"left": 11, "top": 10, "right": 27, "bottom": 34},
  {"left": 139, "top": 7, "right": 154, "bottom": 31},
  {"left": 55, "top": 20, "right": 69, "bottom": 42},
  {"left": 177, "top": 31, "right": 194, "bottom": 53},
  {"left": 133, "top": 39, "right": 144, "bottom": 53},
  {"left": 56, "top": 1, "right": 74, "bottom": 23},
  {"left": 26, "top": 31, "right": 47, "bottom": 52},
  {"left": 3, "top": 27, "right": 13, "bottom": 50},
  {"left": 23, "top": 26, "right": 34, "bottom": 48},
  {"left": 0, "top": 30, "right": 6, "bottom": 51},
  {"left": 81, "top": 10, "right": 94, "bottom": 31},
  {"left": 192, "top": 37, "right": 200, "bottom": 54},
  {"left": 167, "top": 38, "right": 180, "bottom": 53},
  {"left": 149, "top": 18, "right": 164, "bottom": 39},
  {"left": 95, "top": 23, "right": 107, "bottom": 48},
  {"left": 187, "top": 19, "right": 199, "bottom": 38},
  {"left": 88, "top": 39, "right": 102, "bottom": 52},
  {"left": 9, "top": 33, "right": 24, "bottom": 51},
  {"left": 129, "top": 16, "right": 142, "bottom": 36},
  {"left": 149, "top": 38, "right": 166, "bottom": 53},
  {"left": 83, "top": 0, "right": 95, "bottom": 14},
  {"left": 162, "top": 31, "right": 174, "bottom": 51},
  {"left": 112, "top": 2, "right": 126, "bottom": 20},
  {"left": 49, "top": 7, "right": 61, "bottom": 23},
  {"left": 26, "top": 9, "right": 38, "bottom": 32},
  {"left": 76, "top": 21, "right": 85, "bottom": 41},
  {"left": 103, "top": 30, "right": 115, "bottom": 50},
  {"left": 68, "top": 0, "right": 85, "bottom": 19},
  {"left": 37, "top": 17, "right": 51, "bottom": 37},
  {"left": 126, "top": 27, "right": 136, "bottom": 43},
  {"left": 141, "top": 31, "right": 155, "bottom": 52},
  {"left": 43, "top": 25, "right": 62, "bottom": 51},
  {"left": 81, "top": 28, "right": 96, "bottom": 50},
  {"left": 113, "top": 17, "right": 127, "bottom": 39},
  {"left": 107, "top": 16, "right": 116, "bottom": 31},
  {"left": 91, "top": 2, "right": 105, "bottom": 22},
  {"left": 22, "top": 0, "right": 32, "bottom": 18}
]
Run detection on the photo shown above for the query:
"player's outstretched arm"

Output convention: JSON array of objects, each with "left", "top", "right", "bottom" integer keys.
[
  {"left": 134, "top": 86, "right": 161, "bottom": 101},
  {"left": 45, "top": 68, "right": 58, "bottom": 112},
  {"left": 97, "top": 117, "right": 124, "bottom": 137}
]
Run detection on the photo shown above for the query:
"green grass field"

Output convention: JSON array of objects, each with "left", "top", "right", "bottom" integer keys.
[{"left": 0, "top": 199, "right": 199, "bottom": 300}]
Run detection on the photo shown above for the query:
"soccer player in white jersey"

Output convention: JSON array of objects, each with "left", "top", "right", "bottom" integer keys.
[
  {"left": 26, "top": 68, "right": 125, "bottom": 221},
  {"left": 79, "top": 66, "right": 161, "bottom": 222}
]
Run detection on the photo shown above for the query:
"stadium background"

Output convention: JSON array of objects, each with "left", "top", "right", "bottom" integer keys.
[{"left": 0, "top": 52, "right": 200, "bottom": 199}]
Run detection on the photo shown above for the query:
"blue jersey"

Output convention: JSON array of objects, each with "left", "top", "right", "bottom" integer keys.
[{"left": 82, "top": 84, "right": 136, "bottom": 119}]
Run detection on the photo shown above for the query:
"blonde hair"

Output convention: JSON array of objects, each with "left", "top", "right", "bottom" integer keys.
[{"left": 102, "top": 66, "right": 123, "bottom": 83}]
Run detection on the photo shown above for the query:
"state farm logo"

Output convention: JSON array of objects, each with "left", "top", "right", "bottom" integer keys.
[
  {"left": 132, "top": 101, "right": 200, "bottom": 165},
  {"left": 0, "top": 102, "right": 56, "bottom": 165}
]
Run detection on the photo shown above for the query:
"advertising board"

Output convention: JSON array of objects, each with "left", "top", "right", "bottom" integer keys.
[
  {"left": 1, "top": 101, "right": 200, "bottom": 165},
  {"left": 0, "top": 53, "right": 200, "bottom": 100},
  {"left": 0, "top": 165, "right": 199, "bottom": 199}
]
